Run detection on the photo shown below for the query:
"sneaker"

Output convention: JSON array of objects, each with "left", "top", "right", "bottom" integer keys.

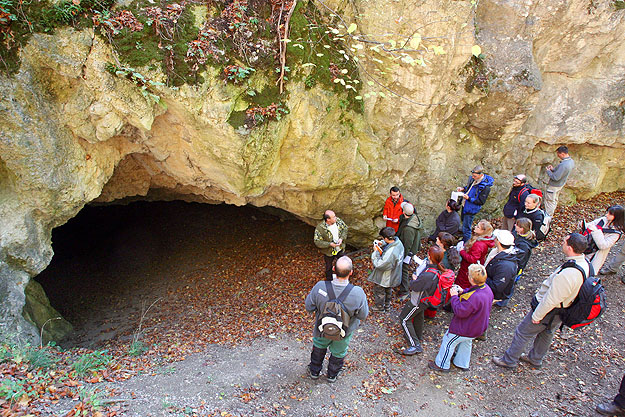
[
  {"left": 401, "top": 345, "right": 422, "bottom": 356},
  {"left": 307, "top": 366, "right": 320, "bottom": 380},
  {"left": 326, "top": 371, "right": 340, "bottom": 383},
  {"left": 492, "top": 356, "right": 516, "bottom": 369},
  {"left": 370, "top": 305, "right": 385, "bottom": 312},
  {"left": 596, "top": 402, "right": 625, "bottom": 416},
  {"left": 398, "top": 293, "right": 410, "bottom": 302},
  {"left": 599, "top": 268, "right": 615, "bottom": 275},
  {"left": 519, "top": 355, "right": 542, "bottom": 368},
  {"left": 428, "top": 360, "right": 450, "bottom": 373},
  {"left": 559, "top": 327, "right": 571, "bottom": 340}
]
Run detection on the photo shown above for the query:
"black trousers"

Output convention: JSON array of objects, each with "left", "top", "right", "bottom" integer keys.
[
  {"left": 323, "top": 250, "right": 344, "bottom": 280},
  {"left": 398, "top": 301, "right": 425, "bottom": 347},
  {"left": 615, "top": 373, "right": 625, "bottom": 408}
]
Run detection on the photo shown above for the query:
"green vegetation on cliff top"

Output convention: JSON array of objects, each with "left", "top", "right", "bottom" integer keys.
[{"left": 1, "top": 0, "right": 362, "bottom": 130}]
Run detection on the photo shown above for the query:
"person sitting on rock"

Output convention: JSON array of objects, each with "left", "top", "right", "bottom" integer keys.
[{"left": 428, "top": 199, "right": 461, "bottom": 242}]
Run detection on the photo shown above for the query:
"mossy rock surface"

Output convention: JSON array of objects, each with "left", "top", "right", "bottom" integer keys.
[{"left": 22, "top": 280, "right": 73, "bottom": 344}]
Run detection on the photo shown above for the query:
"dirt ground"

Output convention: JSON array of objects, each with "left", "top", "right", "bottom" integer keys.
[{"left": 34, "top": 195, "right": 625, "bottom": 416}]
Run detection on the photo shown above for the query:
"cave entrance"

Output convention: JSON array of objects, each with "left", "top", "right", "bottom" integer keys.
[{"left": 35, "top": 201, "right": 317, "bottom": 347}]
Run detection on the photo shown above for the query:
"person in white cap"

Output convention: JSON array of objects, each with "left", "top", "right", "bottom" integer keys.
[{"left": 484, "top": 229, "right": 518, "bottom": 307}]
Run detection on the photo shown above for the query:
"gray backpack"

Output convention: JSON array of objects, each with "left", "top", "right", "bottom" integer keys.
[{"left": 317, "top": 281, "right": 354, "bottom": 341}]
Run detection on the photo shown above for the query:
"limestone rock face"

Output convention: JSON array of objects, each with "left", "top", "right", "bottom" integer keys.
[{"left": 1, "top": 1, "right": 624, "bottom": 341}]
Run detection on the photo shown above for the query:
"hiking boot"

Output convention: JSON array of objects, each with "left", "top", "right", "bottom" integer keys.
[
  {"left": 428, "top": 360, "right": 450, "bottom": 373},
  {"left": 401, "top": 345, "right": 422, "bottom": 356},
  {"left": 519, "top": 355, "right": 542, "bottom": 368},
  {"left": 596, "top": 402, "right": 625, "bottom": 416},
  {"left": 307, "top": 365, "right": 320, "bottom": 380},
  {"left": 599, "top": 268, "right": 616, "bottom": 275},
  {"left": 492, "top": 356, "right": 516, "bottom": 369}
]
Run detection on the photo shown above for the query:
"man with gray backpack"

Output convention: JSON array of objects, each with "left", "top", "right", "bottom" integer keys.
[{"left": 305, "top": 256, "right": 369, "bottom": 382}]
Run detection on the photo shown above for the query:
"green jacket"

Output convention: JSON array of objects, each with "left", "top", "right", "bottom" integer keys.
[
  {"left": 314, "top": 217, "right": 348, "bottom": 256},
  {"left": 398, "top": 214, "right": 422, "bottom": 255}
]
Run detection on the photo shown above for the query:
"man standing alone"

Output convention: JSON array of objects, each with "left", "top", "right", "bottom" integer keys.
[
  {"left": 314, "top": 210, "right": 348, "bottom": 280},
  {"left": 383, "top": 186, "right": 405, "bottom": 233},
  {"left": 305, "top": 256, "right": 369, "bottom": 382},
  {"left": 544, "top": 145, "right": 574, "bottom": 216}
]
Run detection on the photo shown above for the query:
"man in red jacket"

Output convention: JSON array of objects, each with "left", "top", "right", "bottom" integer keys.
[{"left": 383, "top": 186, "right": 404, "bottom": 232}]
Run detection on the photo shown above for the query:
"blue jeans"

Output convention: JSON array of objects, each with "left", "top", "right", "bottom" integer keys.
[
  {"left": 434, "top": 330, "right": 474, "bottom": 370},
  {"left": 461, "top": 213, "right": 474, "bottom": 243}
]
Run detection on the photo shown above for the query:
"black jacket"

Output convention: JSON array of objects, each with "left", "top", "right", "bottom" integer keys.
[
  {"left": 431, "top": 210, "right": 461, "bottom": 238},
  {"left": 518, "top": 208, "right": 546, "bottom": 241},
  {"left": 513, "top": 231, "right": 538, "bottom": 271},
  {"left": 485, "top": 251, "right": 518, "bottom": 300},
  {"left": 503, "top": 186, "right": 530, "bottom": 218}
]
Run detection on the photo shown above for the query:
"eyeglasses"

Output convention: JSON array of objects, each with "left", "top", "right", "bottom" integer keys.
[{"left": 471, "top": 171, "right": 482, "bottom": 174}]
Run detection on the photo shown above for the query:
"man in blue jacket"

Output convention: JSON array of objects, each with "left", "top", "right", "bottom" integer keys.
[{"left": 457, "top": 165, "right": 494, "bottom": 242}]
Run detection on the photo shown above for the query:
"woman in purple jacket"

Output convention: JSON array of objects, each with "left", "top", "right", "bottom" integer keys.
[{"left": 428, "top": 264, "right": 493, "bottom": 372}]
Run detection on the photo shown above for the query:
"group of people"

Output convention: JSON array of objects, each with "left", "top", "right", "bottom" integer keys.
[{"left": 305, "top": 146, "right": 625, "bottom": 416}]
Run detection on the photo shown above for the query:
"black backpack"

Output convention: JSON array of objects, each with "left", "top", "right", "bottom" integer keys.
[
  {"left": 581, "top": 219, "right": 622, "bottom": 255},
  {"left": 317, "top": 281, "right": 354, "bottom": 341},
  {"left": 558, "top": 261, "right": 606, "bottom": 330}
]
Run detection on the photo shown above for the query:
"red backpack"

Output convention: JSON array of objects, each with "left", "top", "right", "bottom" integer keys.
[{"left": 421, "top": 267, "right": 456, "bottom": 309}]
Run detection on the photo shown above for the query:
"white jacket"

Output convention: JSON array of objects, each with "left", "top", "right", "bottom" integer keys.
[{"left": 587, "top": 216, "right": 622, "bottom": 272}]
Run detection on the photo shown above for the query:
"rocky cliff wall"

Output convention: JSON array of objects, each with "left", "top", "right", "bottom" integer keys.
[{"left": 1, "top": 0, "right": 624, "bottom": 341}]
